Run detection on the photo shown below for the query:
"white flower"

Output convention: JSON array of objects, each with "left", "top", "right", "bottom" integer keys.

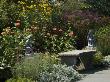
[{"left": 0, "top": 67, "right": 4, "bottom": 69}]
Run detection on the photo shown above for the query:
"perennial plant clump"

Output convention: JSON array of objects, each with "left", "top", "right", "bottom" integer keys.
[
  {"left": 13, "top": 53, "right": 82, "bottom": 82},
  {"left": 95, "top": 26, "right": 110, "bottom": 55},
  {"left": 102, "top": 55, "right": 110, "bottom": 67},
  {"left": 93, "top": 51, "right": 103, "bottom": 66},
  {"left": 6, "top": 77, "right": 34, "bottom": 82},
  {"left": 0, "top": 27, "right": 30, "bottom": 69},
  {"left": 13, "top": 53, "right": 60, "bottom": 80},
  {"left": 39, "top": 64, "right": 82, "bottom": 82}
]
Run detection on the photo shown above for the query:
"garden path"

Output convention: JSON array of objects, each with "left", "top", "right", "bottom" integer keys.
[{"left": 78, "top": 68, "right": 110, "bottom": 82}]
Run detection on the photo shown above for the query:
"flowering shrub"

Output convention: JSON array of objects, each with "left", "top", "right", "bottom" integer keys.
[
  {"left": 38, "top": 64, "right": 82, "bottom": 82},
  {"left": 62, "top": 5, "right": 110, "bottom": 49},
  {"left": 32, "top": 20, "right": 76, "bottom": 53},
  {"left": 18, "top": 0, "right": 52, "bottom": 29},
  {"left": 0, "top": 27, "right": 29, "bottom": 69},
  {"left": 9, "top": 0, "right": 76, "bottom": 53}
]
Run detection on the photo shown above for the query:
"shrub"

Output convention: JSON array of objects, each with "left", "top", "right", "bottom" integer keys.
[
  {"left": 0, "top": 27, "right": 28, "bottom": 69},
  {"left": 102, "top": 55, "right": 110, "bottom": 67},
  {"left": 17, "top": 0, "right": 76, "bottom": 53},
  {"left": 12, "top": 53, "right": 60, "bottom": 80},
  {"left": 0, "top": 0, "right": 20, "bottom": 32},
  {"left": 86, "top": 0, "right": 110, "bottom": 15},
  {"left": 6, "top": 77, "right": 34, "bottom": 82},
  {"left": 13, "top": 53, "right": 81, "bottom": 82},
  {"left": 32, "top": 18, "right": 76, "bottom": 53},
  {"left": 61, "top": 0, "right": 84, "bottom": 12},
  {"left": 95, "top": 26, "right": 110, "bottom": 55},
  {"left": 38, "top": 64, "right": 82, "bottom": 82},
  {"left": 93, "top": 51, "right": 103, "bottom": 66},
  {"left": 0, "top": 27, "right": 30, "bottom": 81}
]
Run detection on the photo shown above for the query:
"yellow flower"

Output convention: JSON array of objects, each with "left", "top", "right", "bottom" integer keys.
[{"left": 43, "top": 3, "right": 48, "bottom": 7}]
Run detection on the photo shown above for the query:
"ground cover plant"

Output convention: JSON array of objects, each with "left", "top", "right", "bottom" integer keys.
[
  {"left": 6, "top": 77, "right": 34, "bottom": 82},
  {"left": 12, "top": 53, "right": 82, "bottom": 82},
  {"left": 12, "top": 53, "right": 60, "bottom": 80},
  {"left": 102, "top": 55, "right": 110, "bottom": 67}
]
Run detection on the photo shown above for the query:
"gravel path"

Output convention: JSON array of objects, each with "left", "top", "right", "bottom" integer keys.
[{"left": 78, "top": 68, "right": 110, "bottom": 82}]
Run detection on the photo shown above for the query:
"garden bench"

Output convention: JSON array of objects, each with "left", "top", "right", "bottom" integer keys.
[{"left": 59, "top": 50, "right": 96, "bottom": 70}]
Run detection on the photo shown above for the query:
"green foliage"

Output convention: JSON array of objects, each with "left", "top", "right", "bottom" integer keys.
[
  {"left": 21, "top": 0, "right": 77, "bottom": 53},
  {"left": 0, "top": 0, "right": 53, "bottom": 31},
  {"left": 15, "top": 0, "right": 76, "bottom": 53},
  {"left": 38, "top": 64, "right": 82, "bottom": 82},
  {"left": 0, "top": 27, "right": 28, "bottom": 69},
  {"left": 61, "top": 0, "right": 110, "bottom": 49},
  {"left": 102, "top": 55, "right": 110, "bottom": 67},
  {"left": 18, "top": 0, "right": 52, "bottom": 28},
  {"left": 0, "top": 0, "right": 20, "bottom": 32},
  {"left": 86, "top": 0, "right": 110, "bottom": 15},
  {"left": 13, "top": 53, "right": 60, "bottom": 81},
  {"left": 95, "top": 26, "right": 110, "bottom": 55},
  {"left": 0, "top": 0, "right": 76, "bottom": 53},
  {"left": 6, "top": 77, "right": 34, "bottom": 82},
  {"left": 33, "top": 21, "right": 76, "bottom": 53},
  {"left": 93, "top": 51, "right": 103, "bottom": 66},
  {"left": 13, "top": 53, "right": 81, "bottom": 82},
  {"left": 61, "top": 0, "right": 89, "bottom": 12}
]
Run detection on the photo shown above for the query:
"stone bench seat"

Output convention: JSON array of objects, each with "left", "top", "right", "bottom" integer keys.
[
  {"left": 59, "top": 50, "right": 96, "bottom": 56},
  {"left": 59, "top": 50, "right": 96, "bottom": 70}
]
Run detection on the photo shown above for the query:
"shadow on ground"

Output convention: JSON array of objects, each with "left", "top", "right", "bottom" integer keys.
[{"left": 79, "top": 67, "right": 108, "bottom": 75}]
